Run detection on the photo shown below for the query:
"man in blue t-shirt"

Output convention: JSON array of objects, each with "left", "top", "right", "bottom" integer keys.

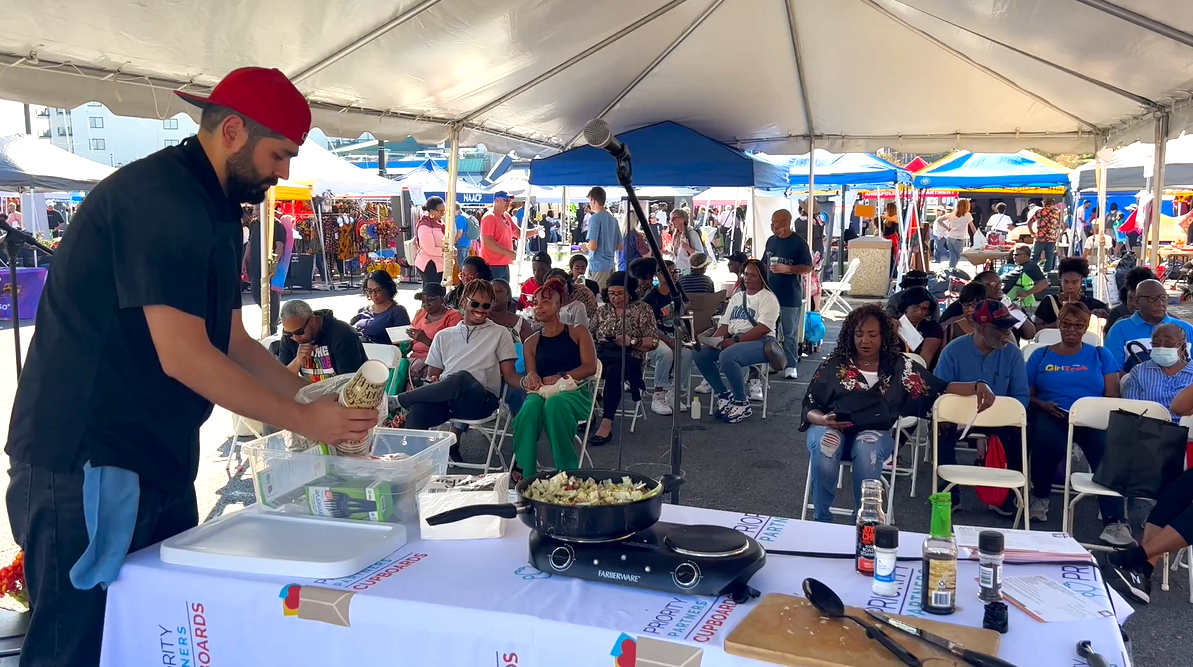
[
  {"left": 1104, "top": 279, "right": 1193, "bottom": 370},
  {"left": 454, "top": 203, "right": 473, "bottom": 271},
  {"left": 585, "top": 186, "right": 621, "bottom": 290},
  {"left": 762, "top": 208, "right": 812, "bottom": 379},
  {"left": 933, "top": 300, "right": 1030, "bottom": 510}
]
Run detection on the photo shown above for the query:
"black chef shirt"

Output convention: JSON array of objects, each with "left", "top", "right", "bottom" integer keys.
[{"left": 6, "top": 137, "right": 244, "bottom": 492}]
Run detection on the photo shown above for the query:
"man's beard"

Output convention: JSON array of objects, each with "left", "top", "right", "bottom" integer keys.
[{"left": 225, "top": 146, "right": 277, "bottom": 204}]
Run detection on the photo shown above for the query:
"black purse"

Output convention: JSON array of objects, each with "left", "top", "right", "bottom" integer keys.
[
  {"left": 1093, "top": 409, "right": 1186, "bottom": 498},
  {"left": 834, "top": 387, "right": 894, "bottom": 431}
]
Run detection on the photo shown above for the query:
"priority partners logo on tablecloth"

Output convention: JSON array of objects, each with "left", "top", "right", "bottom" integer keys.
[
  {"left": 309, "top": 550, "right": 429, "bottom": 592},
  {"left": 156, "top": 602, "right": 214, "bottom": 667},
  {"left": 731, "top": 513, "right": 789, "bottom": 544},
  {"left": 610, "top": 633, "right": 703, "bottom": 667}
]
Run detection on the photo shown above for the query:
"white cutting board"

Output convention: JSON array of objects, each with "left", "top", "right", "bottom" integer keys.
[{"left": 160, "top": 508, "right": 408, "bottom": 579}]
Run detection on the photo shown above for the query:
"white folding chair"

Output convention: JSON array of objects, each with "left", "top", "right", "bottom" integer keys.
[
  {"left": 1082, "top": 331, "right": 1102, "bottom": 346},
  {"left": 1020, "top": 342, "right": 1045, "bottom": 362},
  {"left": 819, "top": 258, "right": 861, "bottom": 319},
  {"left": 1062, "top": 397, "right": 1171, "bottom": 548},
  {"left": 884, "top": 354, "right": 929, "bottom": 508},
  {"left": 932, "top": 395, "right": 1030, "bottom": 528},
  {"left": 1033, "top": 328, "right": 1062, "bottom": 345},
  {"left": 362, "top": 342, "right": 398, "bottom": 367},
  {"left": 451, "top": 385, "right": 511, "bottom": 474},
  {"left": 596, "top": 374, "right": 646, "bottom": 433},
  {"left": 227, "top": 334, "right": 281, "bottom": 474},
  {"left": 801, "top": 440, "right": 898, "bottom": 521},
  {"left": 573, "top": 361, "right": 604, "bottom": 468},
  {"left": 749, "top": 364, "right": 771, "bottom": 419},
  {"left": 1161, "top": 415, "right": 1193, "bottom": 601}
]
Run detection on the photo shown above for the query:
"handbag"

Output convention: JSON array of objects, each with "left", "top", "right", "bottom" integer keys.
[
  {"left": 1093, "top": 409, "right": 1187, "bottom": 498},
  {"left": 1122, "top": 340, "right": 1150, "bottom": 374},
  {"left": 738, "top": 291, "right": 787, "bottom": 372},
  {"left": 835, "top": 387, "right": 893, "bottom": 431}
]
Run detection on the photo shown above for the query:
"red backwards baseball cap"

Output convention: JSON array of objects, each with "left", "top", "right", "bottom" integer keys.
[{"left": 175, "top": 67, "right": 311, "bottom": 145}]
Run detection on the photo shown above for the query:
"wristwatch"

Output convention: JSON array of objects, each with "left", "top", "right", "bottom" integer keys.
[
  {"left": 630, "top": 337, "right": 640, "bottom": 348},
  {"left": 731, "top": 334, "right": 741, "bottom": 343}
]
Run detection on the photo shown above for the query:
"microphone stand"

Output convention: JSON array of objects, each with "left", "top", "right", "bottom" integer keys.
[
  {"left": 612, "top": 155, "right": 688, "bottom": 504},
  {"left": 0, "top": 220, "right": 55, "bottom": 380}
]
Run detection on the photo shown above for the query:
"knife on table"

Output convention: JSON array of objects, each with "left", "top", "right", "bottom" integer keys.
[{"left": 865, "top": 610, "right": 1021, "bottom": 667}]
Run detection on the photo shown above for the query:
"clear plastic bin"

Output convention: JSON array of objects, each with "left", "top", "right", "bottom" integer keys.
[{"left": 243, "top": 428, "right": 456, "bottom": 524}]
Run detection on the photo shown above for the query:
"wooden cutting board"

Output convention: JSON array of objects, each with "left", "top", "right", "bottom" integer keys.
[{"left": 724, "top": 594, "right": 1001, "bottom": 667}]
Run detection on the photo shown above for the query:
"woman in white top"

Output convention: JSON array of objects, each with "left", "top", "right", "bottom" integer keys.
[
  {"left": 669, "top": 208, "right": 704, "bottom": 272},
  {"left": 942, "top": 199, "right": 976, "bottom": 269},
  {"left": 692, "top": 259, "right": 781, "bottom": 424},
  {"left": 986, "top": 201, "right": 1014, "bottom": 243}
]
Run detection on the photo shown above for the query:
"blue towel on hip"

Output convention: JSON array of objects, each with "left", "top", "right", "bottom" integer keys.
[{"left": 70, "top": 462, "right": 140, "bottom": 591}]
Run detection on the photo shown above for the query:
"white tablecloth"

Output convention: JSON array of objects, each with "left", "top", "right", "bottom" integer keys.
[{"left": 100, "top": 505, "right": 1133, "bottom": 667}]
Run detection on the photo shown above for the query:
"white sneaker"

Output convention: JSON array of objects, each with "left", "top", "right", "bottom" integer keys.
[
  {"left": 1029, "top": 497, "right": 1049, "bottom": 522},
  {"left": 784, "top": 367, "right": 798, "bottom": 380},
  {"left": 694, "top": 380, "right": 712, "bottom": 394},
  {"left": 650, "top": 391, "right": 673, "bottom": 416},
  {"left": 748, "top": 379, "right": 764, "bottom": 402},
  {"left": 664, "top": 389, "right": 688, "bottom": 411},
  {"left": 1100, "top": 521, "right": 1138, "bottom": 547}
]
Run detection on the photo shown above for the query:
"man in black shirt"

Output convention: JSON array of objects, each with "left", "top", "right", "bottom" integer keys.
[
  {"left": 763, "top": 208, "right": 813, "bottom": 379},
  {"left": 46, "top": 203, "right": 66, "bottom": 238},
  {"left": 274, "top": 300, "right": 368, "bottom": 382},
  {"left": 246, "top": 211, "right": 286, "bottom": 333},
  {"left": 4, "top": 68, "right": 377, "bottom": 667}
]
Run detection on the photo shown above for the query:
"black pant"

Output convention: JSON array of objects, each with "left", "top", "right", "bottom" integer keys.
[
  {"left": 1148, "top": 468, "right": 1193, "bottom": 543},
  {"left": 248, "top": 281, "right": 281, "bottom": 334},
  {"left": 599, "top": 352, "right": 645, "bottom": 419},
  {"left": 421, "top": 261, "right": 442, "bottom": 286},
  {"left": 7, "top": 464, "right": 198, "bottom": 667},
  {"left": 936, "top": 423, "right": 1025, "bottom": 494},
  {"left": 398, "top": 371, "right": 498, "bottom": 429},
  {"left": 1028, "top": 408, "right": 1123, "bottom": 522}
]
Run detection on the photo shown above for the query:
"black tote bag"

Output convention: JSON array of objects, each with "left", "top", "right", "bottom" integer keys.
[{"left": 1093, "top": 409, "right": 1187, "bottom": 498}]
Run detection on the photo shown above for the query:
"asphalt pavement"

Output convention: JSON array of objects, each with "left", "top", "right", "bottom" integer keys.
[{"left": 0, "top": 269, "right": 1186, "bottom": 666}]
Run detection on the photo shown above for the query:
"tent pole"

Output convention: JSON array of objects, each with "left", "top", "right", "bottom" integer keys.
[
  {"left": 1149, "top": 112, "right": 1169, "bottom": 267},
  {"left": 894, "top": 183, "right": 905, "bottom": 291},
  {"left": 561, "top": 186, "right": 569, "bottom": 249},
  {"left": 313, "top": 195, "right": 333, "bottom": 290},
  {"left": 1095, "top": 137, "right": 1109, "bottom": 303},
  {"left": 838, "top": 186, "right": 847, "bottom": 280},
  {"left": 800, "top": 139, "right": 815, "bottom": 348},
  {"left": 260, "top": 193, "right": 274, "bottom": 339},
  {"left": 444, "top": 125, "right": 460, "bottom": 286},
  {"left": 514, "top": 191, "right": 530, "bottom": 288}
]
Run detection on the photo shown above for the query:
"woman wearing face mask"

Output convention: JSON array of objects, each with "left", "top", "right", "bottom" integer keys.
[
  {"left": 415, "top": 196, "right": 448, "bottom": 285},
  {"left": 1125, "top": 322, "right": 1193, "bottom": 422},
  {"left": 1024, "top": 302, "right": 1128, "bottom": 539},
  {"left": 445, "top": 255, "right": 493, "bottom": 309}
]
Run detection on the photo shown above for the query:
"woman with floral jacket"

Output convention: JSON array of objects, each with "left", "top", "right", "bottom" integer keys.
[{"left": 800, "top": 304, "right": 995, "bottom": 522}]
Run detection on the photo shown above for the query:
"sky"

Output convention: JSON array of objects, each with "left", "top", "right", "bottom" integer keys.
[{"left": 0, "top": 101, "right": 38, "bottom": 135}]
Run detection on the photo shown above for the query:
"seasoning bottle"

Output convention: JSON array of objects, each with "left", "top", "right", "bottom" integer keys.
[
  {"left": 855, "top": 479, "right": 886, "bottom": 576},
  {"left": 872, "top": 524, "right": 899, "bottom": 597},
  {"left": 921, "top": 492, "right": 958, "bottom": 615},
  {"left": 977, "top": 530, "right": 1005, "bottom": 602}
]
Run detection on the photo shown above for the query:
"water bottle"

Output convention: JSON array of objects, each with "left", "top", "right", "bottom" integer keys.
[{"left": 691, "top": 396, "right": 701, "bottom": 420}]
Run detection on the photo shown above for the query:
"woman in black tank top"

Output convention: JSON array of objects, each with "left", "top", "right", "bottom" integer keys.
[{"left": 511, "top": 278, "right": 598, "bottom": 481}]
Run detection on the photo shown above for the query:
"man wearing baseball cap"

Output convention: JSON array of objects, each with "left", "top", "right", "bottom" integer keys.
[
  {"left": 5, "top": 67, "right": 377, "bottom": 665},
  {"left": 932, "top": 299, "right": 1029, "bottom": 511},
  {"left": 480, "top": 191, "right": 537, "bottom": 282}
]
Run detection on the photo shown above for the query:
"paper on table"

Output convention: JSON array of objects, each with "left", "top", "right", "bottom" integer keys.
[
  {"left": 954, "top": 526, "right": 1089, "bottom": 556},
  {"left": 386, "top": 327, "right": 411, "bottom": 343},
  {"left": 1002, "top": 575, "right": 1116, "bottom": 623},
  {"left": 898, "top": 315, "right": 924, "bottom": 351}
]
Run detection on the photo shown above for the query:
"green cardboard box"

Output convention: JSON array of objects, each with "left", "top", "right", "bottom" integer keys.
[{"left": 305, "top": 477, "right": 394, "bottom": 522}]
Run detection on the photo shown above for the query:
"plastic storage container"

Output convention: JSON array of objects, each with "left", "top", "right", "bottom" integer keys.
[{"left": 243, "top": 428, "right": 455, "bottom": 525}]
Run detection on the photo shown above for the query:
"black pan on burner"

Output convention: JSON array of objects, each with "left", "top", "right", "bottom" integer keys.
[{"left": 425, "top": 469, "right": 684, "bottom": 541}]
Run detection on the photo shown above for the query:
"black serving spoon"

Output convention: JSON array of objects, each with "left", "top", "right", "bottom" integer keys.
[{"left": 802, "top": 578, "right": 922, "bottom": 667}]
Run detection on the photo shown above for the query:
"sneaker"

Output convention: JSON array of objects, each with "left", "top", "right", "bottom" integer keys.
[
  {"left": 784, "top": 367, "right": 798, "bottom": 380},
  {"left": 1100, "top": 522, "right": 1138, "bottom": 547},
  {"left": 1028, "top": 497, "right": 1049, "bottom": 522},
  {"left": 748, "top": 379, "right": 764, "bottom": 402},
  {"left": 694, "top": 380, "right": 712, "bottom": 394},
  {"left": 664, "top": 389, "right": 688, "bottom": 411},
  {"left": 713, "top": 391, "right": 733, "bottom": 417},
  {"left": 651, "top": 391, "right": 673, "bottom": 416},
  {"left": 723, "top": 399, "right": 753, "bottom": 424},
  {"left": 1102, "top": 557, "right": 1152, "bottom": 605}
]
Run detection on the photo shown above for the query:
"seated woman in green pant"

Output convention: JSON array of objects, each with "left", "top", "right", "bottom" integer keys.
[{"left": 512, "top": 278, "right": 598, "bottom": 481}]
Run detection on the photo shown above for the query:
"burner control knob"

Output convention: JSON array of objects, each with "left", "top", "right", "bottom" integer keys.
[
  {"left": 548, "top": 545, "right": 574, "bottom": 571},
  {"left": 673, "top": 562, "right": 701, "bottom": 589}
]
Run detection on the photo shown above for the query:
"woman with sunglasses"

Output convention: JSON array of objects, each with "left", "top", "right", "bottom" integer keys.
[
  {"left": 446, "top": 255, "right": 493, "bottom": 310},
  {"left": 511, "top": 278, "right": 598, "bottom": 481},
  {"left": 350, "top": 270, "right": 411, "bottom": 344},
  {"left": 414, "top": 196, "right": 447, "bottom": 285},
  {"left": 587, "top": 272, "right": 658, "bottom": 447},
  {"left": 406, "top": 283, "right": 463, "bottom": 380}
]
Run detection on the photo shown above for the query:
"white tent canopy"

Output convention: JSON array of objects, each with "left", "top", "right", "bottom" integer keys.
[
  {"left": 288, "top": 139, "right": 406, "bottom": 197},
  {"left": 2, "top": 1, "right": 1193, "bottom": 154}
]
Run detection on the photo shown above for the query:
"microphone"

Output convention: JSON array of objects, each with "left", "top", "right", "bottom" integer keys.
[{"left": 583, "top": 119, "right": 630, "bottom": 162}]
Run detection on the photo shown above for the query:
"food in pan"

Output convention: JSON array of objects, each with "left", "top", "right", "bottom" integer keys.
[{"left": 523, "top": 472, "right": 662, "bottom": 506}]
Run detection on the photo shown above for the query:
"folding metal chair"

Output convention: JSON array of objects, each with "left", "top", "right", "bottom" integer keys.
[
  {"left": 451, "top": 385, "right": 511, "bottom": 474},
  {"left": 819, "top": 257, "right": 861, "bottom": 319}
]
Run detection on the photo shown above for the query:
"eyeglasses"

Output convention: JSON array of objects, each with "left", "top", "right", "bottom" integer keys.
[
  {"left": 1058, "top": 320, "right": 1087, "bottom": 331},
  {"left": 282, "top": 316, "right": 312, "bottom": 339},
  {"left": 470, "top": 300, "right": 493, "bottom": 310},
  {"left": 1136, "top": 294, "right": 1167, "bottom": 304},
  {"left": 364, "top": 287, "right": 384, "bottom": 296}
]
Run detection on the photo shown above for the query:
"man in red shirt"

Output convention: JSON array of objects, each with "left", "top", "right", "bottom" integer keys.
[{"left": 480, "top": 191, "right": 537, "bottom": 281}]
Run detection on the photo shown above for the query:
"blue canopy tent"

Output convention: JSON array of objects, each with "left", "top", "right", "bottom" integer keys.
[
  {"left": 528, "top": 121, "right": 788, "bottom": 188},
  {"left": 911, "top": 150, "right": 1070, "bottom": 191},
  {"left": 779, "top": 149, "right": 911, "bottom": 188},
  {"left": 391, "top": 159, "right": 494, "bottom": 205}
]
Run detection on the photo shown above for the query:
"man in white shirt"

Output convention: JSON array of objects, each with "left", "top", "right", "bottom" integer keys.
[{"left": 394, "top": 281, "right": 522, "bottom": 458}]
